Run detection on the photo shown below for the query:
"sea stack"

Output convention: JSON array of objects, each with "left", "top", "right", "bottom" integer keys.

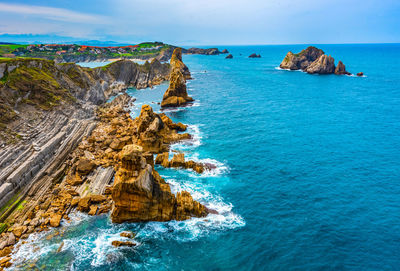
[
  {"left": 334, "top": 61, "right": 351, "bottom": 75},
  {"left": 111, "top": 144, "right": 208, "bottom": 223},
  {"left": 221, "top": 49, "right": 229, "bottom": 54},
  {"left": 161, "top": 48, "right": 194, "bottom": 108}
]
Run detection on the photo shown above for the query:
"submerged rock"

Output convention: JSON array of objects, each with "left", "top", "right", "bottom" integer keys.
[
  {"left": 249, "top": 53, "right": 261, "bottom": 58},
  {"left": 305, "top": 55, "right": 336, "bottom": 74}
]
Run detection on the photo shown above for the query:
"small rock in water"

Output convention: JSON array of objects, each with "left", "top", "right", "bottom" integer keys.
[
  {"left": 111, "top": 240, "right": 135, "bottom": 247},
  {"left": 120, "top": 231, "right": 135, "bottom": 239},
  {"left": 56, "top": 241, "right": 64, "bottom": 253},
  {"left": 357, "top": 72, "right": 364, "bottom": 77}
]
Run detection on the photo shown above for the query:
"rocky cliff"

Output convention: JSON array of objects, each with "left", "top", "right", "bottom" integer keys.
[
  {"left": 0, "top": 57, "right": 171, "bottom": 236},
  {"left": 161, "top": 48, "right": 194, "bottom": 108},
  {"left": 279, "top": 46, "right": 351, "bottom": 75}
]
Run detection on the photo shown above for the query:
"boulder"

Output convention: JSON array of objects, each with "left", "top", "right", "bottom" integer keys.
[
  {"left": 49, "top": 213, "right": 62, "bottom": 227},
  {"left": 76, "top": 159, "right": 96, "bottom": 175},
  {"left": 225, "top": 54, "right": 233, "bottom": 59},
  {"left": 0, "top": 247, "right": 12, "bottom": 257},
  {"left": 305, "top": 55, "right": 336, "bottom": 74},
  {"left": 88, "top": 205, "right": 98, "bottom": 216},
  {"left": 334, "top": 61, "right": 351, "bottom": 75},
  {"left": 357, "top": 72, "right": 364, "bottom": 77},
  {"left": 66, "top": 172, "right": 83, "bottom": 186}
]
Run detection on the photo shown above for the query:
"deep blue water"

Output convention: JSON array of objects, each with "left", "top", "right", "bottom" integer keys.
[{"left": 10, "top": 44, "right": 400, "bottom": 270}]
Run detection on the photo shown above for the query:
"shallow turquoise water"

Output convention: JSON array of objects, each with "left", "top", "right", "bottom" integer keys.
[{"left": 10, "top": 44, "right": 400, "bottom": 270}]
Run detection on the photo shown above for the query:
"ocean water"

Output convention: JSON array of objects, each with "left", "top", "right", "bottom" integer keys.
[{"left": 9, "top": 44, "right": 400, "bottom": 270}]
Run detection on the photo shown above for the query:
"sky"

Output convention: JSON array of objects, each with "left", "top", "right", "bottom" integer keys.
[{"left": 0, "top": 0, "right": 399, "bottom": 45}]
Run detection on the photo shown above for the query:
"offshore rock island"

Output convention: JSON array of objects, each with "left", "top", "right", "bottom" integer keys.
[
  {"left": 0, "top": 44, "right": 217, "bottom": 268},
  {"left": 279, "top": 46, "right": 353, "bottom": 75}
]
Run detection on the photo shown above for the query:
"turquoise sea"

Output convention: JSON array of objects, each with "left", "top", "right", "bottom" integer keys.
[{"left": 9, "top": 44, "right": 400, "bottom": 270}]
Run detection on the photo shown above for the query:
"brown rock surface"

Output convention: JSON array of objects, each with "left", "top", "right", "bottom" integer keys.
[
  {"left": 155, "top": 152, "right": 207, "bottom": 174},
  {"left": 161, "top": 48, "right": 194, "bottom": 108},
  {"left": 111, "top": 144, "right": 208, "bottom": 223},
  {"left": 120, "top": 231, "right": 135, "bottom": 238},
  {"left": 280, "top": 46, "right": 324, "bottom": 70},
  {"left": 111, "top": 240, "right": 135, "bottom": 247},
  {"left": 305, "top": 55, "right": 336, "bottom": 74},
  {"left": 49, "top": 213, "right": 63, "bottom": 227},
  {"left": 334, "top": 61, "right": 351, "bottom": 75}
]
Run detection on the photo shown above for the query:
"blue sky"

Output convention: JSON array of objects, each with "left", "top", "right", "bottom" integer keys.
[{"left": 0, "top": 0, "right": 399, "bottom": 45}]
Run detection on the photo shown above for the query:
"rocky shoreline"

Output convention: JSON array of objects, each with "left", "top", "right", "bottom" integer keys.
[{"left": 0, "top": 51, "right": 214, "bottom": 268}]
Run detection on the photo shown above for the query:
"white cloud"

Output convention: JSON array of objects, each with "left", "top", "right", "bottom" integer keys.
[{"left": 0, "top": 2, "right": 107, "bottom": 23}]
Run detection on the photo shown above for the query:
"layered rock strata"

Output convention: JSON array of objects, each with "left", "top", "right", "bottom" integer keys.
[{"left": 0, "top": 94, "right": 207, "bottom": 265}]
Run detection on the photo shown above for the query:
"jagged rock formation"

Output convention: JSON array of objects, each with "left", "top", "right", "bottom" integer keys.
[
  {"left": 170, "top": 47, "right": 191, "bottom": 79},
  {"left": 221, "top": 49, "right": 229, "bottom": 54},
  {"left": 155, "top": 152, "right": 214, "bottom": 174},
  {"left": 279, "top": 46, "right": 353, "bottom": 75},
  {"left": 305, "top": 55, "right": 336, "bottom": 74},
  {"left": 249, "top": 53, "right": 261, "bottom": 58},
  {"left": 111, "top": 144, "right": 208, "bottom": 223},
  {"left": 161, "top": 48, "right": 194, "bottom": 108},
  {"left": 0, "top": 92, "right": 203, "bottom": 264},
  {"left": 334, "top": 61, "right": 351, "bottom": 75},
  {"left": 225, "top": 54, "right": 233, "bottom": 59},
  {"left": 134, "top": 104, "right": 190, "bottom": 152},
  {"left": 280, "top": 46, "right": 324, "bottom": 70}
]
